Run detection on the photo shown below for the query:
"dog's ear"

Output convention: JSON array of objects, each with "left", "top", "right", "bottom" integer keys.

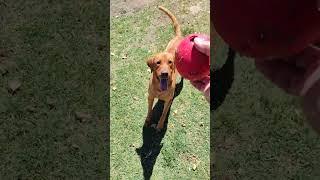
[
  {"left": 170, "top": 56, "right": 176, "bottom": 71},
  {"left": 172, "top": 62, "right": 176, "bottom": 72},
  {"left": 146, "top": 57, "right": 155, "bottom": 72}
]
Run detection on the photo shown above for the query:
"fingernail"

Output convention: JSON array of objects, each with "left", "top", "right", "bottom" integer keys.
[
  {"left": 193, "top": 37, "right": 204, "bottom": 44},
  {"left": 194, "top": 38, "right": 210, "bottom": 47}
]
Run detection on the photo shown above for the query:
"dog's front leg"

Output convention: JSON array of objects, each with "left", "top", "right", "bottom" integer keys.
[
  {"left": 156, "top": 99, "right": 172, "bottom": 131},
  {"left": 145, "top": 95, "right": 154, "bottom": 126}
]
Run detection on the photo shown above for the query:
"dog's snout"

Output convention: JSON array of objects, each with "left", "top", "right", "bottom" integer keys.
[{"left": 161, "top": 72, "right": 168, "bottom": 77}]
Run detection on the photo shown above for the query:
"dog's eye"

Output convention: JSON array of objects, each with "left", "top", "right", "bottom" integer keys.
[
  {"left": 156, "top": 61, "right": 161, "bottom": 65},
  {"left": 168, "top": 60, "right": 172, "bottom": 64}
]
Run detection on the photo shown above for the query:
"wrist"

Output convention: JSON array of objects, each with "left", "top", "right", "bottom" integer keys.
[
  {"left": 302, "top": 79, "right": 320, "bottom": 134},
  {"left": 300, "top": 63, "right": 320, "bottom": 96},
  {"left": 190, "top": 76, "right": 210, "bottom": 92},
  {"left": 203, "top": 84, "right": 210, "bottom": 102}
]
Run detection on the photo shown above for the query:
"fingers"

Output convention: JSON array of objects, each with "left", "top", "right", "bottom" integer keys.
[
  {"left": 194, "top": 37, "right": 210, "bottom": 56},
  {"left": 301, "top": 44, "right": 320, "bottom": 133},
  {"left": 302, "top": 79, "right": 320, "bottom": 134},
  {"left": 255, "top": 58, "right": 305, "bottom": 95},
  {"left": 299, "top": 45, "right": 320, "bottom": 95},
  {"left": 190, "top": 76, "right": 210, "bottom": 92},
  {"left": 255, "top": 44, "right": 320, "bottom": 96},
  {"left": 190, "top": 77, "right": 211, "bottom": 103}
]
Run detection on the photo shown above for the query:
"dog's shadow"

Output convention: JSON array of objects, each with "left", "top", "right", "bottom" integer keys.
[
  {"left": 135, "top": 47, "right": 235, "bottom": 179},
  {"left": 211, "top": 47, "right": 236, "bottom": 111},
  {"left": 135, "top": 77, "right": 184, "bottom": 180}
]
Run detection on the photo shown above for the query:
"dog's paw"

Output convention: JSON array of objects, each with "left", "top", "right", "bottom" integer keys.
[{"left": 156, "top": 128, "right": 162, "bottom": 133}]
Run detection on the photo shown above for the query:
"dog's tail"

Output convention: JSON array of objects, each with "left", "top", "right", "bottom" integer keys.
[{"left": 158, "top": 6, "right": 181, "bottom": 37}]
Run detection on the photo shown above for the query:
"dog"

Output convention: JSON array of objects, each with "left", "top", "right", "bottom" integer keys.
[{"left": 145, "top": 6, "right": 183, "bottom": 131}]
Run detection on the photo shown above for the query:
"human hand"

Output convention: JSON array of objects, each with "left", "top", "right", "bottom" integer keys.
[
  {"left": 194, "top": 37, "right": 210, "bottom": 56},
  {"left": 191, "top": 36, "right": 210, "bottom": 102},
  {"left": 255, "top": 44, "right": 320, "bottom": 133},
  {"left": 190, "top": 75, "right": 210, "bottom": 103},
  {"left": 255, "top": 45, "right": 320, "bottom": 96},
  {"left": 302, "top": 79, "right": 320, "bottom": 134}
]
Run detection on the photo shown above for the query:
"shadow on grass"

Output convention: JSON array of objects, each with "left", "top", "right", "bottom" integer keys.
[
  {"left": 135, "top": 78, "right": 184, "bottom": 180},
  {"left": 210, "top": 48, "right": 236, "bottom": 178},
  {"left": 211, "top": 47, "right": 236, "bottom": 111}
]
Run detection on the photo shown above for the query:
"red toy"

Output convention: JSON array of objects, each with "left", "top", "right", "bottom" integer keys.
[
  {"left": 175, "top": 34, "right": 210, "bottom": 81},
  {"left": 212, "top": 0, "right": 320, "bottom": 59}
]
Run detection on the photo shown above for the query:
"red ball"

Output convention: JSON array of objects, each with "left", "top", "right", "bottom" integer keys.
[
  {"left": 175, "top": 34, "right": 210, "bottom": 81},
  {"left": 212, "top": 0, "right": 320, "bottom": 58}
]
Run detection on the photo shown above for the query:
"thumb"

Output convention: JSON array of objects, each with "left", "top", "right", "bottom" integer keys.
[{"left": 194, "top": 37, "right": 210, "bottom": 56}]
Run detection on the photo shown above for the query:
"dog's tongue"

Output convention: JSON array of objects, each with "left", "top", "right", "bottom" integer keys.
[{"left": 160, "top": 78, "right": 168, "bottom": 91}]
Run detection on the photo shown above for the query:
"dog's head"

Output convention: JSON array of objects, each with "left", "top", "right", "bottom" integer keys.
[{"left": 147, "top": 52, "right": 175, "bottom": 90}]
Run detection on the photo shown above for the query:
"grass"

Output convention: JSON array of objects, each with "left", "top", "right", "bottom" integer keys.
[
  {"left": 212, "top": 34, "right": 320, "bottom": 179},
  {"left": 110, "top": 0, "right": 210, "bottom": 179},
  {"left": 0, "top": 1, "right": 108, "bottom": 179},
  {"left": 2, "top": 0, "right": 317, "bottom": 179}
]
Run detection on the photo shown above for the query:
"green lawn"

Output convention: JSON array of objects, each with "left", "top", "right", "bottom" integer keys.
[
  {"left": 0, "top": 1, "right": 108, "bottom": 179},
  {"left": 212, "top": 35, "right": 320, "bottom": 179},
  {"left": 110, "top": 0, "right": 210, "bottom": 179},
  {"left": 2, "top": 0, "right": 318, "bottom": 179}
]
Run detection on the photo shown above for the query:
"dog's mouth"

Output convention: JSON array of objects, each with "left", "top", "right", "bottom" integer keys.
[{"left": 159, "top": 74, "right": 169, "bottom": 91}]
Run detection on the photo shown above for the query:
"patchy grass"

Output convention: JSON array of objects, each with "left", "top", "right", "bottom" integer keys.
[
  {"left": 212, "top": 35, "right": 320, "bottom": 179},
  {"left": 110, "top": 0, "right": 210, "bottom": 179},
  {"left": 0, "top": 1, "right": 108, "bottom": 179}
]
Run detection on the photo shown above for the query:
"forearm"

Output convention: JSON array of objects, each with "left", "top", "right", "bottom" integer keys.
[{"left": 302, "top": 79, "right": 320, "bottom": 134}]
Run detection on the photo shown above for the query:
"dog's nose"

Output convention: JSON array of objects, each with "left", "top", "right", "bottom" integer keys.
[{"left": 161, "top": 72, "right": 168, "bottom": 77}]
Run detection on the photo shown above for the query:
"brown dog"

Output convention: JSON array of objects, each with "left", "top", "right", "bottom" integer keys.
[{"left": 145, "top": 6, "right": 183, "bottom": 131}]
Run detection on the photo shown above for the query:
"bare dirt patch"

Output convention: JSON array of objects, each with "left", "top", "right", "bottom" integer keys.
[
  {"left": 110, "top": 0, "right": 156, "bottom": 17},
  {"left": 141, "top": 1, "right": 210, "bottom": 50}
]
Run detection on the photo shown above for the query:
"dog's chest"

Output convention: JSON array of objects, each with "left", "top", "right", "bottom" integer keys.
[
  {"left": 156, "top": 89, "right": 173, "bottom": 100},
  {"left": 149, "top": 84, "right": 174, "bottom": 101}
]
